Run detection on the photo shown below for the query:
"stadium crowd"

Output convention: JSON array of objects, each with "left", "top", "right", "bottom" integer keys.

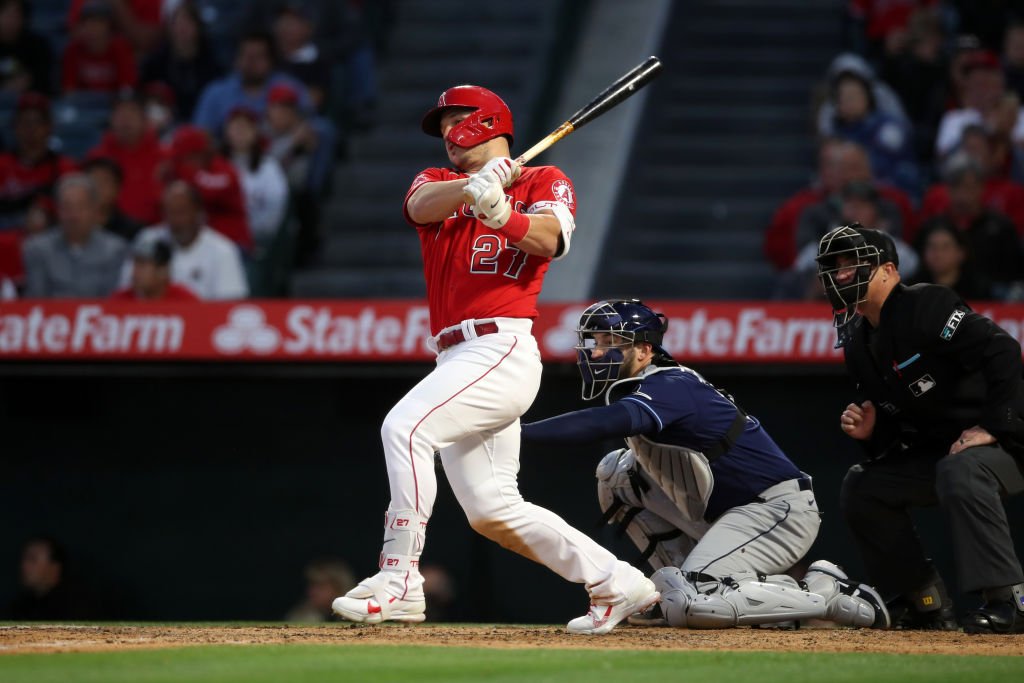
[
  {"left": 768, "top": 0, "right": 1024, "bottom": 302},
  {"left": 0, "top": 0, "right": 388, "bottom": 301},
  {"left": 6, "top": 1, "right": 1024, "bottom": 305}
]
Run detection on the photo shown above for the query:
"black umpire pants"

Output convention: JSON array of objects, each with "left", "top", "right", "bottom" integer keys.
[{"left": 840, "top": 444, "right": 1024, "bottom": 599}]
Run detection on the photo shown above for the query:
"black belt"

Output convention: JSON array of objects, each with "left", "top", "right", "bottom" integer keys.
[{"left": 437, "top": 321, "right": 500, "bottom": 351}]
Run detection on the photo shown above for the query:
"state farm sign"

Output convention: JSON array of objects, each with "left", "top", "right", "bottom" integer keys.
[
  {"left": 0, "top": 305, "right": 184, "bottom": 354},
  {"left": 1, "top": 300, "right": 1023, "bottom": 363},
  {"left": 210, "top": 305, "right": 432, "bottom": 355}
]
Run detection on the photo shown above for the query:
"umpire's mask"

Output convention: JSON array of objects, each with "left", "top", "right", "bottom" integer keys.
[
  {"left": 575, "top": 299, "right": 669, "bottom": 401},
  {"left": 815, "top": 224, "right": 893, "bottom": 328}
]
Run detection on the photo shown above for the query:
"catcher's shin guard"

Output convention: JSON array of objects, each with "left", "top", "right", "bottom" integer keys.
[{"left": 654, "top": 567, "right": 876, "bottom": 629}]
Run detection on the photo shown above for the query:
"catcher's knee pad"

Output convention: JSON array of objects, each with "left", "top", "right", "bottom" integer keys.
[{"left": 597, "top": 451, "right": 686, "bottom": 570}]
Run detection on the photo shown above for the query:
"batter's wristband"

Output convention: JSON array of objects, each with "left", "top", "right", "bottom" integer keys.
[{"left": 501, "top": 210, "right": 530, "bottom": 243}]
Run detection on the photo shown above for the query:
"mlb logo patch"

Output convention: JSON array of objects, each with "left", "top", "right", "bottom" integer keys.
[
  {"left": 909, "top": 374, "right": 936, "bottom": 397},
  {"left": 940, "top": 309, "right": 965, "bottom": 340}
]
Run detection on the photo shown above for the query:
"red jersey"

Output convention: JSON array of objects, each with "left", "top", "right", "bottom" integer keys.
[
  {"left": 61, "top": 36, "right": 137, "bottom": 93},
  {"left": 918, "top": 180, "right": 1024, "bottom": 240},
  {"left": 69, "top": 0, "right": 163, "bottom": 27},
  {"left": 173, "top": 158, "right": 253, "bottom": 251},
  {"left": 404, "top": 165, "right": 576, "bottom": 335},
  {"left": 111, "top": 283, "right": 200, "bottom": 301},
  {"left": 89, "top": 130, "right": 164, "bottom": 224},
  {"left": 0, "top": 152, "right": 77, "bottom": 230}
]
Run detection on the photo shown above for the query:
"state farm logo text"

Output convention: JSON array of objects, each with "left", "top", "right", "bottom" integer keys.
[
  {"left": 541, "top": 307, "right": 842, "bottom": 359},
  {"left": 213, "top": 305, "right": 432, "bottom": 355},
  {"left": 0, "top": 305, "right": 184, "bottom": 353}
]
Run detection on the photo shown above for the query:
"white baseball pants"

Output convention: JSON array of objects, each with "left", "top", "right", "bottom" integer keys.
[{"left": 377, "top": 317, "right": 641, "bottom": 603}]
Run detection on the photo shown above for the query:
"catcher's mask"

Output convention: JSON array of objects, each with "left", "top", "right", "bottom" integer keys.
[
  {"left": 815, "top": 224, "right": 897, "bottom": 329},
  {"left": 575, "top": 299, "right": 670, "bottom": 401}
]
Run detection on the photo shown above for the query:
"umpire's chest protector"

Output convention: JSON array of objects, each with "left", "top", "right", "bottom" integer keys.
[{"left": 844, "top": 284, "right": 992, "bottom": 443}]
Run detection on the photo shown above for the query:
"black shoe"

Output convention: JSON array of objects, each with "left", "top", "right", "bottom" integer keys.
[
  {"left": 888, "top": 598, "right": 959, "bottom": 631},
  {"left": 963, "top": 601, "right": 1024, "bottom": 634}
]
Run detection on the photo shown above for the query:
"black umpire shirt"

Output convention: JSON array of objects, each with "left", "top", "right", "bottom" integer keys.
[{"left": 842, "top": 283, "right": 1024, "bottom": 460}]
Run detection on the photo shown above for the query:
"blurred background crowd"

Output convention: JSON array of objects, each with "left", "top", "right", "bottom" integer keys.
[
  {"left": 4, "top": 1, "right": 1024, "bottom": 305},
  {"left": 0, "top": 0, "right": 388, "bottom": 302}
]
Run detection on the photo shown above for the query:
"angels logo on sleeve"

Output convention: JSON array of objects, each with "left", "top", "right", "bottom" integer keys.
[{"left": 551, "top": 179, "right": 576, "bottom": 212}]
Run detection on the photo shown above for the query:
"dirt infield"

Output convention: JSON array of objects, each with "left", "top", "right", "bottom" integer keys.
[{"left": 1, "top": 624, "right": 1023, "bottom": 656}]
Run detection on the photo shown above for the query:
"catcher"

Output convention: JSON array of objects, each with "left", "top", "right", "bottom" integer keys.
[{"left": 522, "top": 299, "right": 890, "bottom": 629}]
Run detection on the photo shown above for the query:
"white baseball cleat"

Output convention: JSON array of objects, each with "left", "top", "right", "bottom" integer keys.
[
  {"left": 566, "top": 577, "right": 660, "bottom": 635},
  {"left": 331, "top": 573, "right": 426, "bottom": 624}
]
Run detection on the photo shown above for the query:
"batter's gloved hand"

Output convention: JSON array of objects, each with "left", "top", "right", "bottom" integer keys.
[
  {"left": 477, "top": 156, "right": 521, "bottom": 188},
  {"left": 465, "top": 174, "right": 513, "bottom": 229}
]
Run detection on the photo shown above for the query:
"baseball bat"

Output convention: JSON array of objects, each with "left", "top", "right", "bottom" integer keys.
[
  {"left": 516, "top": 55, "right": 663, "bottom": 164},
  {"left": 463, "top": 56, "right": 663, "bottom": 204}
]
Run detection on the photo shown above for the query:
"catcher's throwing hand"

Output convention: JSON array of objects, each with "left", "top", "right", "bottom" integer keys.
[
  {"left": 840, "top": 401, "right": 876, "bottom": 440},
  {"left": 478, "top": 156, "right": 521, "bottom": 188},
  {"left": 949, "top": 425, "right": 997, "bottom": 455}
]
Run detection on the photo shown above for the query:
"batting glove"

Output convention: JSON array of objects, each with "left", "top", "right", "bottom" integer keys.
[
  {"left": 465, "top": 174, "right": 510, "bottom": 224},
  {"left": 477, "top": 156, "right": 521, "bottom": 188}
]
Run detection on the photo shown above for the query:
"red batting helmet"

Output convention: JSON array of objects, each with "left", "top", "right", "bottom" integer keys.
[{"left": 420, "top": 85, "right": 514, "bottom": 148}]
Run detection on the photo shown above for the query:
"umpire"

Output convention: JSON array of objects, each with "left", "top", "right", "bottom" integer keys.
[{"left": 816, "top": 223, "right": 1024, "bottom": 633}]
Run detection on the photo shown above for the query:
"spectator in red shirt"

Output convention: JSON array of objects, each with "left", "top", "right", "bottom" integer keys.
[
  {"left": 763, "top": 139, "right": 916, "bottom": 269},
  {"left": 847, "top": 0, "right": 940, "bottom": 62},
  {"left": 0, "top": 93, "right": 76, "bottom": 233},
  {"left": 88, "top": 94, "right": 163, "bottom": 224},
  {"left": 61, "top": 1, "right": 137, "bottom": 94},
  {"left": 915, "top": 158, "right": 1024, "bottom": 294},
  {"left": 165, "top": 125, "right": 252, "bottom": 251},
  {"left": 111, "top": 232, "right": 199, "bottom": 301},
  {"left": 917, "top": 125, "right": 1024, "bottom": 238}
]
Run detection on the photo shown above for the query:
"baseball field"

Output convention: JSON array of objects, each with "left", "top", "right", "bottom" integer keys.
[{"left": 1, "top": 623, "right": 1023, "bottom": 682}]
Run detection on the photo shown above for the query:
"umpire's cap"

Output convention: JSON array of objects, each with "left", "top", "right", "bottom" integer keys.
[{"left": 856, "top": 227, "right": 899, "bottom": 268}]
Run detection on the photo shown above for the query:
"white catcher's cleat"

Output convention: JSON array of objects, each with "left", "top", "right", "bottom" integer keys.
[
  {"left": 566, "top": 577, "right": 660, "bottom": 635},
  {"left": 331, "top": 572, "right": 426, "bottom": 624}
]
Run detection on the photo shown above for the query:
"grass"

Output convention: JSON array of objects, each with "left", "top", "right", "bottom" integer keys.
[{"left": 2, "top": 645, "right": 1023, "bottom": 683}]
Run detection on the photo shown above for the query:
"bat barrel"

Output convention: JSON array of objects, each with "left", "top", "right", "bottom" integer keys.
[{"left": 567, "top": 56, "right": 663, "bottom": 129}]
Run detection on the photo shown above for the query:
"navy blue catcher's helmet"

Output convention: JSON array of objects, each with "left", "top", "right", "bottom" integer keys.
[{"left": 575, "top": 299, "right": 670, "bottom": 400}]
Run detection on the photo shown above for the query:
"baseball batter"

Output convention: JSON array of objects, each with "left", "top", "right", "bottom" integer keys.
[
  {"left": 331, "top": 86, "right": 658, "bottom": 634},
  {"left": 522, "top": 299, "right": 890, "bottom": 629}
]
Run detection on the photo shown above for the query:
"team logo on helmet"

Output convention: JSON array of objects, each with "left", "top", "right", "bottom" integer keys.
[{"left": 551, "top": 179, "right": 575, "bottom": 212}]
